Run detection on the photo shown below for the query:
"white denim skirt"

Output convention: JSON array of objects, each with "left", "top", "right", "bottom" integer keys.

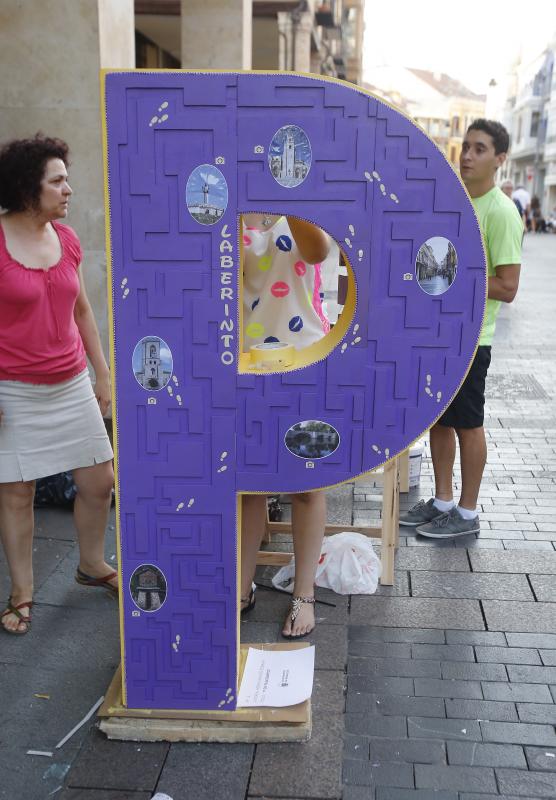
[{"left": 0, "top": 369, "right": 113, "bottom": 483}]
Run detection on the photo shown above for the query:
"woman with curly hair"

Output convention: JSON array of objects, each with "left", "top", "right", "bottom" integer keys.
[{"left": 0, "top": 134, "right": 117, "bottom": 635}]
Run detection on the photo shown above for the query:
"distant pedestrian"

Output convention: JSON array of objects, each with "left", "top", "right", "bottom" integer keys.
[
  {"left": 400, "top": 120, "right": 522, "bottom": 539},
  {"left": 0, "top": 134, "right": 116, "bottom": 635},
  {"left": 530, "top": 195, "right": 546, "bottom": 232},
  {"left": 512, "top": 184, "right": 531, "bottom": 230}
]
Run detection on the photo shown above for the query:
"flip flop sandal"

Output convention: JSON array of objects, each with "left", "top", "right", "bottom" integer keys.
[
  {"left": 75, "top": 567, "right": 119, "bottom": 596},
  {"left": 281, "top": 596, "right": 315, "bottom": 640},
  {"left": 1, "top": 598, "right": 33, "bottom": 635}
]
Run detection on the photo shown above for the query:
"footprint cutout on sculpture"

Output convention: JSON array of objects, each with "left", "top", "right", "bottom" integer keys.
[
  {"left": 358, "top": 249, "right": 364, "bottom": 261},
  {"left": 187, "top": 498, "right": 195, "bottom": 508},
  {"left": 176, "top": 502, "right": 184, "bottom": 511},
  {"left": 341, "top": 342, "right": 348, "bottom": 354},
  {"left": 176, "top": 394, "right": 182, "bottom": 406},
  {"left": 353, "top": 324, "right": 360, "bottom": 334},
  {"left": 217, "top": 465, "right": 228, "bottom": 473},
  {"left": 348, "top": 224, "right": 355, "bottom": 236},
  {"left": 344, "top": 237, "right": 352, "bottom": 248},
  {"left": 122, "top": 287, "right": 129, "bottom": 299},
  {"left": 364, "top": 171, "right": 373, "bottom": 182},
  {"left": 172, "top": 375, "right": 179, "bottom": 387},
  {"left": 220, "top": 451, "right": 228, "bottom": 461},
  {"left": 167, "top": 385, "right": 173, "bottom": 397},
  {"left": 372, "top": 170, "right": 381, "bottom": 180},
  {"left": 158, "top": 101, "right": 169, "bottom": 112},
  {"left": 372, "top": 444, "right": 382, "bottom": 454}
]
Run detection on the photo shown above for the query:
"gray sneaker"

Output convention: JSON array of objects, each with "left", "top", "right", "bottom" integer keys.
[
  {"left": 399, "top": 498, "right": 445, "bottom": 527},
  {"left": 417, "top": 506, "right": 480, "bottom": 539}
]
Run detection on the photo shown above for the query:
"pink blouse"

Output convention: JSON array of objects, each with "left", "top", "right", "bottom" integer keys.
[{"left": 0, "top": 220, "right": 87, "bottom": 384}]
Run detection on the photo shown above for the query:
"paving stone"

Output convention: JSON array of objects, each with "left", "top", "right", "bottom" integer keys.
[
  {"left": 343, "top": 760, "right": 414, "bottom": 788},
  {"left": 411, "top": 644, "right": 475, "bottom": 662},
  {"left": 393, "top": 548, "right": 470, "bottom": 571},
  {"left": 348, "top": 642, "right": 412, "bottom": 660},
  {"left": 414, "top": 763, "right": 497, "bottom": 792},
  {"left": 445, "top": 630, "right": 507, "bottom": 646},
  {"left": 530, "top": 574, "right": 556, "bottom": 601},
  {"left": 447, "top": 740, "right": 526, "bottom": 768},
  {"left": 517, "top": 703, "right": 556, "bottom": 724},
  {"left": 311, "top": 623, "right": 348, "bottom": 670},
  {"left": 441, "top": 661, "right": 508, "bottom": 682},
  {"left": 376, "top": 791, "right": 457, "bottom": 800},
  {"left": 367, "top": 737, "right": 446, "bottom": 765},
  {"left": 469, "top": 550, "right": 556, "bottom": 574},
  {"left": 345, "top": 714, "right": 407, "bottom": 738},
  {"left": 525, "top": 746, "right": 556, "bottom": 772},
  {"left": 483, "top": 601, "right": 556, "bottom": 633},
  {"left": 344, "top": 734, "right": 369, "bottom": 761},
  {"left": 445, "top": 698, "right": 518, "bottom": 722},
  {"left": 345, "top": 693, "right": 445, "bottom": 718},
  {"left": 480, "top": 721, "right": 556, "bottom": 746},
  {"left": 349, "top": 627, "right": 445, "bottom": 644},
  {"left": 348, "top": 676, "right": 415, "bottom": 696},
  {"left": 0, "top": 535, "right": 74, "bottom": 594},
  {"left": 374, "top": 571, "right": 410, "bottom": 597},
  {"left": 58, "top": 792, "right": 151, "bottom": 800},
  {"left": 506, "top": 633, "right": 556, "bottom": 648},
  {"left": 507, "top": 664, "right": 556, "bottom": 684},
  {"left": 475, "top": 646, "right": 542, "bottom": 665},
  {"left": 540, "top": 650, "right": 556, "bottom": 665},
  {"left": 482, "top": 682, "right": 554, "bottom": 703},
  {"left": 496, "top": 768, "right": 556, "bottom": 797},
  {"left": 155, "top": 742, "right": 253, "bottom": 800},
  {"left": 348, "top": 656, "right": 440, "bottom": 679},
  {"left": 414, "top": 678, "right": 482, "bottom": 700},
  {"left": 250, "top": 670, "right": 344, "bottom": 799},
  {"left": 66, "top": 729, "right": 168, "bottom": 791},
  {"left": 349, "top": 597, "right": 484, "bottom": 630},
  {"left": 503, "top": 539, "right": 555, "bottom": 550},
  {"left": 407, "top": 717, "right": 481, "bottom": 741}
]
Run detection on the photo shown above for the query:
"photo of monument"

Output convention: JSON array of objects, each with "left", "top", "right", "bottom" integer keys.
[
  {"left": 186, "top": 164, "right": 228, "bottom": 225},
  {"left": 415, "top": 237, "right": 458, "bottom": 295},
  {"left": 285, "top": 420, "right": 340, "bottom": 459},
  {"left": 130, "top": 564, "right": 167, "bottom": 612},
  {"left": 268, "top": 125, "right": 312, "bottom": 188},
  {"left": 132, "top": 335, "right": 173, "bottom": 391}
]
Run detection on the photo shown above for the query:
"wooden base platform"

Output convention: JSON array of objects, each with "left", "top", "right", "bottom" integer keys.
[{"left": 98, "top": 644, "right": 312, "bottom": 743}]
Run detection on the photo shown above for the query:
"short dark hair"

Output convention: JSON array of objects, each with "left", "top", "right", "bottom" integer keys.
[
  {"left": 0, "top": 133, "right": 69, "bottom": 212},
  {"left": 466, "top": 119, "right": 510, "bottom": 155}
]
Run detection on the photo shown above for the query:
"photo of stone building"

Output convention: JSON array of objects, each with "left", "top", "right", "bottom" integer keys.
[
  {"left": 415, "top": 236, "right": 457, "bottom": 295},
  {"left": 133, "top": 336, "right": 173, "bottom": 391},
  {"left": 130, "top": 564, "right": 167, "bottom": 612},
  {"left": 269, "top": 125, "right": 312, "bottom": 188},
  {"left": 285, "top": 420, "right": 340, "bottom": 459}
]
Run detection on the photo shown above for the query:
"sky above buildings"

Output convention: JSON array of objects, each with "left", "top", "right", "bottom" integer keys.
[{"left": 363, "top": 1, "right": 556, "bottom": 94}]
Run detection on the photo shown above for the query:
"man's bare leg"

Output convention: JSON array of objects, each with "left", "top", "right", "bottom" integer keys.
[
  {"left": 430, "top": 423, "right": 457, "bottom": 502},
  {"left": 457, "top": 426, "right": 487, "bottom": 511}
]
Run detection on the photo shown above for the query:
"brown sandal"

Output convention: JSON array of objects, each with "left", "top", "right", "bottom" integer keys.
[
  {"left": 1, "top": 598, "right": 33, "bottom": 635},
  {"left": 282, "top": 596, "right": 315, "bottom": 640},
  {"left": 75, "top": 567, "right": 118, "bottom": 596}
]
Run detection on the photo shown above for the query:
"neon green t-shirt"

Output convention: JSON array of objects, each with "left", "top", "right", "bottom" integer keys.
[{"left": 472, "top": 186, "right": 523, "bottom": 346}]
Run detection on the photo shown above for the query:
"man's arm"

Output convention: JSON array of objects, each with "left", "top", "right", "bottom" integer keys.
[{"left": 488, "top": 263, "right": 521, "bottom": 303}]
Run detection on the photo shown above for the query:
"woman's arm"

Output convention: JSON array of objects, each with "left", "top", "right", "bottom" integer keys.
[
  {"left": 73, "top": 266, "right": 111, "bottom": 416},
  {"left": 286, "top": 217, "right": 330, "bottom": 264}
]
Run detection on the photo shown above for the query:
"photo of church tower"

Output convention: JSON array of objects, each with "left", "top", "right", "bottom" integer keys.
[
  {"left": 269, "top": 125, "right": 312, "bottom": 188},
  {"left": 133, "top": 335, "right": 173, "bottom": 391}
]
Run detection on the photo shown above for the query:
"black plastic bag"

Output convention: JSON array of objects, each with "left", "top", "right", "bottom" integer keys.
[{"left": 34, "top": 471, "right": 77, "bottom": 509}]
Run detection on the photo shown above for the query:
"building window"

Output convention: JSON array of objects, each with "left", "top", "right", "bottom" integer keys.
[
  {"left": 451, "top": 116, "right": 460, "bottom": 136},
  {"left": 530, "top": 111, "right": 540, "bottom": 138}
]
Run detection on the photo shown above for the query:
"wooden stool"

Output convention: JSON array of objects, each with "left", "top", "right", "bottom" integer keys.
[{"left": 256, "top": 454, "right": 403, "bottom": 585}]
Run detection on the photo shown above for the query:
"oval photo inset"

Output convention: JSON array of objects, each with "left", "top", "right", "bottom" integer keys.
[
  {"left": 269, "top": 125, "right": 312, "bottom": 188},
  {"left": 129, "top": 564, "right": 167, "bottom": 613},
  {"left": 133, "top": 335, "right": 173, "bottom": 392},
  {"left": 186, "top": 163, "right": 228, "bottom": 225},
  {"left": 415, "top": 237, "right": 458, "bottom": 296},
  {"left": 285, "top": 420, "right": 340, "bottom": 460}
]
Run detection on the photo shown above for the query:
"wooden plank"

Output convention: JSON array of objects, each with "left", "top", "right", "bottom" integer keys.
[{"left": 99, "top": 710, "right": 311, "bottom": 743}]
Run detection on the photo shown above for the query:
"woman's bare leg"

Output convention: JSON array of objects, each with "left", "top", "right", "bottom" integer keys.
[
  {"left": 240, "top": 494, "right": 267, "bottom": 606},
  {"left": 72, "top": 461, "right": 115, "bottom": 588},
  {"left": 282, "top": 490, "right": 326, "bottom": 637},
  {"left": 0, "top": 480, "right": 35, "bottom": 632}
]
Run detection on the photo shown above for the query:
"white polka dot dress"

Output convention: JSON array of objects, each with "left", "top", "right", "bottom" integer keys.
[{"left": 242, "top": 216, "right": 330, "bottom": 351}]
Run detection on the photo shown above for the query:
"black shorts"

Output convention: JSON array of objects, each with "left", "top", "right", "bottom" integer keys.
[{"left": 437, "top": 346, "right": 491, "bottom": 429}]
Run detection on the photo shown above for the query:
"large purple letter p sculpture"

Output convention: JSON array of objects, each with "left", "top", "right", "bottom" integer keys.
[{"left": 102, "top": 71, "right": 486, "bottom": 711}]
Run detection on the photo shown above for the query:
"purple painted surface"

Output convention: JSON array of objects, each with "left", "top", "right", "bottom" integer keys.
[{"left": 104, "top": 72, "right": 486, "bottom": 710}]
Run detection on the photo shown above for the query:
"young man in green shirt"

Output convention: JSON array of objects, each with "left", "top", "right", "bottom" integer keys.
[{"left": 401, "top": 119, "right": 523, "bottom": 539}]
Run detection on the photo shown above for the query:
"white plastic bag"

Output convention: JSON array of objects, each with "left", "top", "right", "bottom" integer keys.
[{"left": 272, "top": 532, "right": 382, "bottom": 596}]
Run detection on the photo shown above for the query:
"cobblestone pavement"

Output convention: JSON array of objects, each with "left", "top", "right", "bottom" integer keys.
[{"left": 1, "top": 234, "right": 555, "bottom": 799}]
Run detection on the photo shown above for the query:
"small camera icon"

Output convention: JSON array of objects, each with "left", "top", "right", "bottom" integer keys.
[
  {"left": 403, "top": 273, "right": 413, "bottom": 281},
  {"left": 305, "top": 461, "right": 315, "bottom": 469},
  {"left": 132, "top": 610, "right": 140, "bottom": 618},
  {"left": 215, "top": 156, "right": 225, "bottom": 164},
  {"left": 147, "top": 397, "right": 157, "bottom": 405},
  {"left": 254, "top": 145, "right": 264, "bottom": 154}
]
